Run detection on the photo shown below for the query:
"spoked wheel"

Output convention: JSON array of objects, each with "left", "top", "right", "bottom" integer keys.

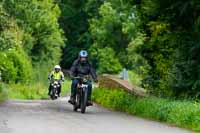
[
  {"left": 50, "top": 92, "right": 55, "bottom": 100},
  {"left": 81, "top": 88, "right": 88, "bottom": 114},
  {"left": 51, "top": 95, "right": 57, "bottom": 100},
  {"left": 73, "top": 94, "right": 80, "bottom": 112},
  {"left": 50, "top": 89, "right": 57, "bottom": 100},
  {"left": 51, "top": 95, "right": 55, "bottom": 100}
]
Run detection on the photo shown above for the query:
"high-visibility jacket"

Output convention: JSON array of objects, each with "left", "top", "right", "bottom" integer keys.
[{"left": 49, "top": 71, "right": 64, "bottom": 81}]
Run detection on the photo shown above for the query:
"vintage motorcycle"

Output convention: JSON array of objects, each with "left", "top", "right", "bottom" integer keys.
[
  {"left": 50, "top": 80, "right": 60, "bottom": 100},
  {"left": 72, "top": 77, "right": 89, "bottom": 113}
]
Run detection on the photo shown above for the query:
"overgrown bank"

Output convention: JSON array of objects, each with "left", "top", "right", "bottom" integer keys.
[
  {"left": 0, "top": 83, "right": 6, "bottom": 102},
  {"left": 92, "top": 88, "right": 200, "bottom": 132},
  {"left": 5, "top": 79, "right": 71, "bottom": 100},
  {"left": 0, "top": 74, "right": 71, "bottom": 100},
  {"left": 0, "top": 0, "right": 65, "bottom": 100}
]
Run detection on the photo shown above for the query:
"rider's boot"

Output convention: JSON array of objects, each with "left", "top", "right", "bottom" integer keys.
[
  {"left": 87, "top": 82, "right": 93, "bottom": 106},
  {"left": 48, "top": 90, "right": 51, "bottom": 96},
  {"left": 87, "top": 100, "right": 93, "bottom": 106},
  {"left": 48, "top": 86, "right": 50, "bottom": 95},
  {"left": 57, "top": 88, "right": 61, "bottom": 97},
  {"left": 68, "top": 96, "right": 75, "bottom": 104}
]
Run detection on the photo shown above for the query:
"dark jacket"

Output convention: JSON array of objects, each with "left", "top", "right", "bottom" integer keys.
[{"left": 70, "top": 59, "right": 97, "bottom": 80}]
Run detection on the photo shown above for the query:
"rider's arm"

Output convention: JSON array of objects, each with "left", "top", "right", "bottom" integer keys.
[
  {"left": 70, "top": 60, "right": 78, "bottom": 79},
  {"left": 61, "top": 72, "right": 65, "bottom": 82},
  {"left": 48, "top": 71, "right": 53, "bottom": 81},
  {"left": 89, "top": 63, "right": 98, "bottom": 82}
]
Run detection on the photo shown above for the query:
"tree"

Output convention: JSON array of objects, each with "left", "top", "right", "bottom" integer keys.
[{"left": 0, "top": 0, "right": 64, "bottom": 83}]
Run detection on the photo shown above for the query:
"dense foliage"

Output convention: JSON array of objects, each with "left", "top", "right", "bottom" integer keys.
[
  {"left": 0, "top": 0, "right": 64, "bottom": 84},
  {"left": 139, "top": 0, "right": 200, "bottom": 98},
  {"left": 58, "top": 0, "right": 200, "bottom": 98},
  {"left": 0, "top": 0, "right": 200, "bottom": 98}
]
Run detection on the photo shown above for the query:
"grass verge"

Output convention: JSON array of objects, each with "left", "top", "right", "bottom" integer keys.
[
  {"left": 92, "top": 88, "right": 200, "bottom": 132},
  {"left": 0, "top": 83, "right": 7, "bottom": 102},
  {"left": 7, "top": 79, "right": 71, "bottom": 100}
]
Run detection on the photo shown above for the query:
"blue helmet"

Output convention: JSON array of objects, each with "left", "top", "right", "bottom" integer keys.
[{"left": 79, "top": 50, "right": 88, "bottom": 58}]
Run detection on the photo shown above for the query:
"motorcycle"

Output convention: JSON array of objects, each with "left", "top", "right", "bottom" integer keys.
[
  {"left": 73, "top": 77, "right": 89, "bottom": 113},
  {"left": 50, "top": 80, "right": 60, "bottom": 100}
]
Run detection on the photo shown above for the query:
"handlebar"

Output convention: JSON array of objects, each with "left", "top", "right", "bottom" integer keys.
[{"left": 50, "top": 79, "right": 63, "bottom": 84}]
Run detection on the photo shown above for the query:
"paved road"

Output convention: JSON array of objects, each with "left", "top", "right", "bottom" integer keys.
[{"left": 0, "top": 97, "right": 192, "bottom": 133}]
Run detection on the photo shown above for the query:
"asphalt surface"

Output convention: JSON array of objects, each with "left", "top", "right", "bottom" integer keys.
[{"left": 0, "top": 97, "right": 192, "bottom": 133}]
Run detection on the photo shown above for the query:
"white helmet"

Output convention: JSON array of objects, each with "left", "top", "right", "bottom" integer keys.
[{"left": 54, "top": 65, "right": 61, "bottom": 70}]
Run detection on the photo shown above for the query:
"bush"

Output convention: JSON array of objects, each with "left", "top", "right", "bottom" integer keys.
[
  {"left": 0, "top": 49, "right": 33, "bottom": 83},
  {"left": 0, "top": 52, "right": 17, "bottom": 83},
  {"left": 0, "top": 0, "right": 64, "bottom": 83},
  {"left": 128, "top": 71, "right": 142, "bottom": 86},
  {"left": 92, "top": 88, "right": 200, "bottom": 132},
  {"left": 7, "top": 49, "right": 33, "bottom": 83}
]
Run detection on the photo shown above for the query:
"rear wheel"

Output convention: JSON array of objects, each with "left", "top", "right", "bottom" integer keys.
[{"left": 81, "top": 88, "right": 88, "bottom": 113}]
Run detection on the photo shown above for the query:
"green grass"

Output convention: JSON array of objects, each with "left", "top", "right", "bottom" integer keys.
[
  {"left": 92, "top": 88, "right": 200, "bottom": 132},
  {"left": 61, "top": 79, "right": 71, "bottom": 95},
  {"left": 6, "top": 79, "right": 71, "bottom": 100},
  {"left": 0, "top": 83, "right": 7, "bottom": 102}
]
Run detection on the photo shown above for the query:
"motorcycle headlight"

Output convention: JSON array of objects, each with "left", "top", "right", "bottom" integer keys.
[{"left": 82, "top": 84, "right": 88, "bottom": 88}]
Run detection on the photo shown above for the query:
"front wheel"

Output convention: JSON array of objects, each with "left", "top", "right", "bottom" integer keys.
[
  {"left": 73, "top": 105, "right": 78, "bottom": 111},
  {"left": 81, "top": 88, "right": 88, "bottom": 113},
  {"left": 73, "top": 93, "right": 80, "bottom": 112},
  {"left": 50, "top": 91, "right": 55, "bottom": 100},
  {"left": 50, "top": 88, "right": 58, "bottom": 100}
]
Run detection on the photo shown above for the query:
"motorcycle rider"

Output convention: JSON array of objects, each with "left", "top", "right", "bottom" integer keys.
[
  {"left": 68, "top": 50, "right": 98, "bottom": 106},
  {"left": 48, "top": 65, "right": 64, "bottom": 97}
]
